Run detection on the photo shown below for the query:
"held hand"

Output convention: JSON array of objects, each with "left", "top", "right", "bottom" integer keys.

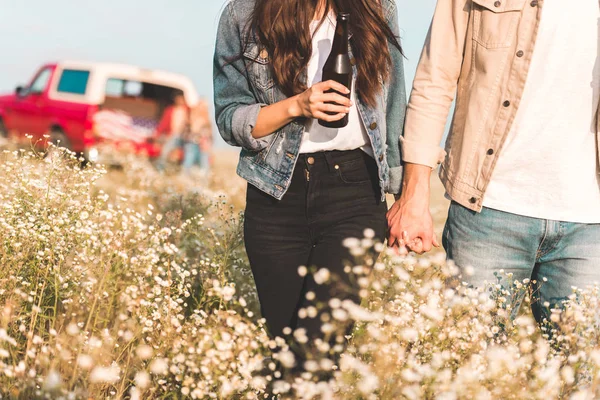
[
  {"left": 291, "top": 80, "right": 352, "bottom": 122},
  {"left": 387, "top": 192, "right": 440, "bottom": 255}
]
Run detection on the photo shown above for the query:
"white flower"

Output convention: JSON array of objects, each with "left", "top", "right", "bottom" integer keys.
[
  {"left": 363, "top": 228, "right": 375, "bottom": 239},
  {"left": 136, "top": 344, "right": 153, "bottom": 360},
  {"left": 561, "top": 366, "right": 575, "bottom": 385},
  {"left": 43, "top": 370, "right": 62, "bottom": 391},
  {"left": 135, "top": 371, "right": 151, "bottom": 389},
  {"left": 149, "top": 358, "right": 168, "bottom": 375},
  {"left": 401, "top": 328, "right": 419, "bottom": 342},
  {"left": 342, "top": 237, "right": 361, "bottom": 249},
  {"left": 65, "top": 323, "right": 79, "bottom": 336},
  {"left": 314, "top": 268, "right": 331, "bottom": 285},
  {"left": 90, "top": 365, "right": 120, "bottom": 383},
  {"left": 278, "top": 351, "right": 296, "bottom": 368},
  {"left": 77, "top": 354, "right": 93, "bottom": 370}
]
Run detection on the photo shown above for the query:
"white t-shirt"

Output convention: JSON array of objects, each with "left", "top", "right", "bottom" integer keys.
[
  {"left": 483, "top": 0, "right": 600, "bottom": 223},
  {"left": 299, "top": 16, "right": 372, "bottom": 155}
]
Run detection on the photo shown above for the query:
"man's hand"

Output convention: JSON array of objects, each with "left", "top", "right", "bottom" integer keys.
[{"left": 387, "top": 163, "right": 440, "bottom": 254}]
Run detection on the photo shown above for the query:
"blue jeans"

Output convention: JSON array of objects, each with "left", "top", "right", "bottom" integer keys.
[
  {"left": 182, "top": 142, "right": 209, "bottom": 174},
  {"left": 443, "top": 201, "right": 600, "bottom": 323},
  {"left": 157, "top": 135, "right": 183, "bottom": 171}
]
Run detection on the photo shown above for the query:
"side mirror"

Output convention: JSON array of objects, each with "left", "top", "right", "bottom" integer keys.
[{"left": 15, "top": 86, "right": 24, "bottom": 96}]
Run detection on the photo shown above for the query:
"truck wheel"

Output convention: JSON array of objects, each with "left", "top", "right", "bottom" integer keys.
[
  {"left": 48, "top": 128, "right": 89, "bottom": 166},
  {"left": 44, "top": 129, "right": 73, "bottom": 162},
  {"left": 49, "top": 129, "right": 71, "bottom": 149}
]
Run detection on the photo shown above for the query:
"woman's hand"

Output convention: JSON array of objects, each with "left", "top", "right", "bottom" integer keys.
[
  {"left": 290, "top": 80, "right": 352, "bottom": 122},
  {"left": 387, "top": 163, "right": 440, "bottom": 255},
  {"left": 252, "top": 80, "right": 352, "bottom": 139}
]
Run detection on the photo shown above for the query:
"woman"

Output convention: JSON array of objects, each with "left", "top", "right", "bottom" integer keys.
[{"left": 214, "top": 0, "right": 406, "bottom": 373}]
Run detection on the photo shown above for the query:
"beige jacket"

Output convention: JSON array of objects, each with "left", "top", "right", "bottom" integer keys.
[{"left": 403, "top": 0, "right": 600, "bottom": 212}]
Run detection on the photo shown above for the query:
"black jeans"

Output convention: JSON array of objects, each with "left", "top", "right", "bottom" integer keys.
[{"left": 244, "top": 149, "right": 387, "bottom": 357}]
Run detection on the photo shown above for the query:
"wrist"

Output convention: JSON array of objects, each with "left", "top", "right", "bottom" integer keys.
[
  {"left": 399, "top": 175, "right": 430, "bottom": 205},
  {"left": 287, "top": 95, "right": 302, "bottom": 119}
]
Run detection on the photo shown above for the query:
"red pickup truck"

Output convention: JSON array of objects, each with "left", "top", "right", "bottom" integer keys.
[{"left": 0, "top": 61, "right": 199, "bottom": 161}]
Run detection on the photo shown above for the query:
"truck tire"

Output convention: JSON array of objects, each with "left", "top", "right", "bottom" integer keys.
[
  {"left": 47, "top": 128, "right": 89, "bottom": 166},
  {"left": 49, "top": 128, "right": 71, "bottom": 150},
  {"left": 44, "top": 128, "right": 73, "bottom": 163}
]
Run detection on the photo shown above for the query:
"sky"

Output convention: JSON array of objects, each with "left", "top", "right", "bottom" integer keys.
[{"left": 0, "top": 0, "right": 437, "bottom": 146}]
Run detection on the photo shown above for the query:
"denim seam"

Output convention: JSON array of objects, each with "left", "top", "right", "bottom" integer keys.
[
  {"left": 537, "top": 221, "right": 563, "bottom": 260},
  {"left": 535, "top": 220, "right": 549, "bottom": 261}
]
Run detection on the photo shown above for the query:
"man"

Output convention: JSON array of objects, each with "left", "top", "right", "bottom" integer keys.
[{"left": 388, "top": 0, "right": 600, "bottom": 322}]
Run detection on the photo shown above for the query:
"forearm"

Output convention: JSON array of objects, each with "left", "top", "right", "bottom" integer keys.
[
  {"left": 252, "top": 95, "right": 301, "bottom": 138},
  {"left": 397, "top": 163, "right": 432, "bottom": 203},
  {"left": 402, "top": 0, "right": 469, "bottom": 168}
]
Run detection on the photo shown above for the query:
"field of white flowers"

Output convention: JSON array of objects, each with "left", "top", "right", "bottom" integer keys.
[{"left": 1, "top": 146, "right": 600, "bottom": 400}]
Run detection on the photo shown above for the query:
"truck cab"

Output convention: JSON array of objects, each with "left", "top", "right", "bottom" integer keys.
[{"left": 0, "top": 61, "right": 199, "bottom": 160}]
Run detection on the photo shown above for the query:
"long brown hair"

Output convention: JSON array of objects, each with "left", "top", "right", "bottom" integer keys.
[{"left": 248, "top": 0, "right": 402, "bottom": 107}]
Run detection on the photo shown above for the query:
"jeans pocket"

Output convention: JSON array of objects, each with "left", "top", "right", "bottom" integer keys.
[{"left": 337, "top": 158, "right": 375, "bottom": 184}]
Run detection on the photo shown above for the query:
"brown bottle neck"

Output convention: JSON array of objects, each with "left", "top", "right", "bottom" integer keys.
[{"left": 330, "top": 17, "right": 349, "bottom": 54}]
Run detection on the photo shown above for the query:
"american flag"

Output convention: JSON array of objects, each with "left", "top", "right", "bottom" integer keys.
[{"left": 93, "top": 110, "right": 158, "bottom": 144}]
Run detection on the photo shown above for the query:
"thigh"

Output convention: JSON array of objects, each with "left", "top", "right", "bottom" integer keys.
[
  {"left": 244, "top": 181, "right": 312, "bottom": 338},
  {"left": 444, "top": 202, "right": 541, "bottom": 292},
  {"left": 534, "top": 223, "right": 600, "bottom": 316},
  {"left": 296, "top": 199, "right": 387, "bottom": 340},
  {"left": 308, "top": 213, "right": 386, "bottom": 298}
]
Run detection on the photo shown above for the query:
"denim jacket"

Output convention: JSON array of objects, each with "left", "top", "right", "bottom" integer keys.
[{"left": 213, "top": 0, "right": 406, "bottom": 201}]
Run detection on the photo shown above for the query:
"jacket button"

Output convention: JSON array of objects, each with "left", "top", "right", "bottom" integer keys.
[
  {"left": 259, "top": 49, "right": 269, "bottom": 59},
  {"left": 350, "top": 58, "right": 356, "bottom": 66},
  {"left": 503, "top": 100, "right": 511, "bottom": 107},
  {"left": 494, "top": 1, "right": 501, "bottom": 6},
  {"left": 369, "top": 122, "right": 378, "bottom": 130},
  {"left": 469, "top": 197, "right": 477, "bottom": 204},
  {"left": 379, "top": 154, "right": 384, "bottom": 162},
  {"left": 307, "top": 156, "right": 315, "bottom": 165},
  {"left": 516, "top": 50, "right": 524, "bottom": 57},
  {"left": 530, "top": 0, "right": 538, "bottom": 6},
  {"left": 487, "top": 148, "right": 494, "bottom": 155}
]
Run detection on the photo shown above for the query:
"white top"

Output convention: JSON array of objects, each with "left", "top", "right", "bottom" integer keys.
[
  {"left": 299, "top": 16, "right": 372, "bottom": 155},
  {"left": 483, "top": 0, "right": 600, "bottom": 223}
]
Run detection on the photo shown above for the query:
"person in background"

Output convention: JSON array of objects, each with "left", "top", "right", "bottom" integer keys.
[
  {"left": 183, "top": 99, "right": 212, "bottom": 175},
  {"left": 155, "top": 91, "right": 189, "bottom": 171}
]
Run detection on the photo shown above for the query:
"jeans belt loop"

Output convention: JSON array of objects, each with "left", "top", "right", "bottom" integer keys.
[{"left": 323, "top": 152, "right": 339, "bottom": 172}]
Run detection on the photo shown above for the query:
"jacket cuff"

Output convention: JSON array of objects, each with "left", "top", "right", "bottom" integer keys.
[
  {"left": 387, "top": 165, "right": 404, "bottom": 195},
  {"left": 400, "top": 136, "right": 446, "bottom": 169},
  {"left": 231, "top": 103, "right": 271, "bottom": 152}
]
